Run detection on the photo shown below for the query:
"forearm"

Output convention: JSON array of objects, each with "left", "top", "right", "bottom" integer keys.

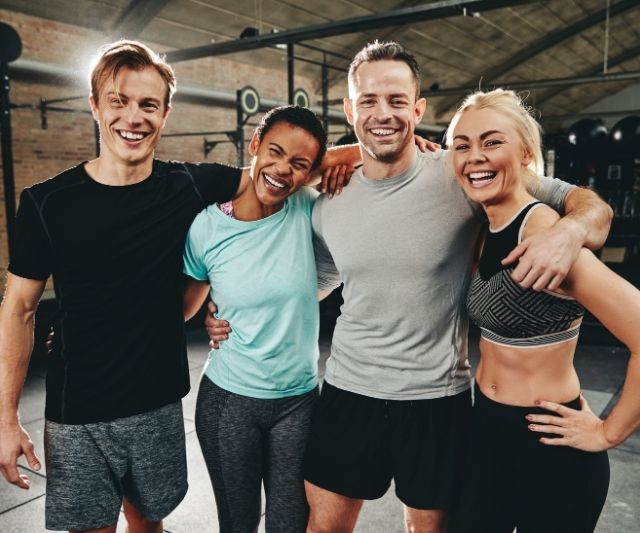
[
  {"left": 183, "top": 278, "right": 210, "bottom": 321},
  {"left": 563, "top": 187, "right": 613, "bottom": 250},
  {"left": 602, "top": 352, "right": 640, "bottom": 447},
  {"left": 0, "top": 307, "right": 36, "bottom": 425}
]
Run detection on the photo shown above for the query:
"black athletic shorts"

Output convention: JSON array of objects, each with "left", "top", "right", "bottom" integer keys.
[{"left": 303, "top": 381, "right": 472, "bottom": 510}]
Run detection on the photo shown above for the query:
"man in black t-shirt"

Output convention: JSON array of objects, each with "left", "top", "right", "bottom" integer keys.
[{"left": 0, "top": 41, "right": 244, "bottom": 533}]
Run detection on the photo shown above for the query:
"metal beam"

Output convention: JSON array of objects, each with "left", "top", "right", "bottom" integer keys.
[
  {"left": 435, "top": 0, "right": 640, "bottom": 114},
  {"left": 423, "top": 70, "right": 640, "bottom": 96},
  {"left": 535, "top": 44, "right": 640, "bottom": 106},
  {"left": 111, "top": 0, "right": 170, "bottom": 38},
  {"left": 165, "top": 0, "right": 530, "bottom": 63}
]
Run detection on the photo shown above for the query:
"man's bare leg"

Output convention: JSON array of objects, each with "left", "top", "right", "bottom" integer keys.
[
  {"left": 404, "top": 506, "right": 446, "bottom": 533},
  {"left": 305, "top": 481, "right": 363, "bottom": 533},
  {"left": 123, "top": 498, "right": 163, "bottom": 533}
]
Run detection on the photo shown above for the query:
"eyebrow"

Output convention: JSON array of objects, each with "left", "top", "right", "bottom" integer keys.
[
  {"left": 105, "top": 91, "right": 161, "bottom": 104},
  {"left": 268, "top": 142, "right": 312, "bottom": 166},
  {"left": 453, "top": 130, "right": 505, "bottom": 141},
  {"left": 358, "top": 92, "right": 410, "bottom": 99}
]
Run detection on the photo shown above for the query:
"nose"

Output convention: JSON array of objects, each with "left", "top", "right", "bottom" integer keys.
[
  {"left": 468, "top": 144, "right": 486, "bottom": 163},
  {"left": 125, "top": 103, "right": 143, "bottom": 125},
  {"left": 373, "top": 101, "right": 392, "bottom": 122},
  {"left": 273, "top": 161, "right": 292, "bottom": 176}
]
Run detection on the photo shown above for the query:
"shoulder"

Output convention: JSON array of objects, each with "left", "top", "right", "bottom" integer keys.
[
  {"left": 294, "top": 186, "right": 320, "bottom": 204},
  {"left": 521, "top": 203, "right": 560, "bottom": 240},
  {"left": 162, "top": 160, "right": 241, "bottom": 180},
  {"left": 24, "top": 163, "right": 87, "bottom": 205}
]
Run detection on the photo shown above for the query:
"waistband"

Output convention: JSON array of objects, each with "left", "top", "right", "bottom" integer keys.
[
  {"left": 480, "top": 324, "right": 581, "bottom": 348},
  {"left": 474, "top": 382, "right": 581, "bottom": 413}
]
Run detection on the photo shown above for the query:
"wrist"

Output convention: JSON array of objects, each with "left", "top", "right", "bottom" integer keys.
[
  {"left": 0, "top": 413, "right": 20, "bottom": 427},
  {"left": 602, "top": 419, "right": 622, "bottom": 449}
]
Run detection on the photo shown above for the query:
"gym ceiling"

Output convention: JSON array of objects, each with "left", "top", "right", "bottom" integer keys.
[{"left": 1, "top": 0, "right": 639, "bottom": 128}]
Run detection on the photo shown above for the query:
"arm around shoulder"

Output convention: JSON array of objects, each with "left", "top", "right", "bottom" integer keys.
[{"left": 562, "top": 186, "right": 613, "bottom": 251}]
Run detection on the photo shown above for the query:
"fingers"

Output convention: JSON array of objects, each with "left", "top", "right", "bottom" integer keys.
[
  {"left": 414, "top": 135, "right": 428, "bottom": 152},
  {"left": 209, "top": 339, "right": 220, "bottom": 350},
  {"left": 501, "top": 242, "right": 527, "bottom": 268},
  {"left": 0, "top": 463, "right": 30, "bottom": 489},
  {"left": 322, "top": 165, "right": 349, "bottom": 198},
  {"left": 426, "top": 141, "right": 441, "bottom": 152},
  {"left": 205, "top": 319, "right": 230, "bottom": 340},
  {"left": 579, "top": 393, "right": 594, "bottom": 414},
  {"left": 207, "top": 300, "right": 218, "bottom": 314},
  {"left": 22, "top": 441, "right": 41, "bottom": 471}
]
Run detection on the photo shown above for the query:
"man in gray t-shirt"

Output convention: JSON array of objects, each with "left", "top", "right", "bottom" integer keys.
[{"left": 302, "top": 41, "right": 612, "bottom": 533}]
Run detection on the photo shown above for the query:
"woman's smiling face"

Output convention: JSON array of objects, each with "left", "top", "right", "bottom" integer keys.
[{"left": 451, "top": 107, "right": 532, "bottom": 206}]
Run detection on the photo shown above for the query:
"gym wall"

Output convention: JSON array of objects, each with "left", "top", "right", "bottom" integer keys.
[{"left": 0, "top": 8, "right": 344, "bottom": 282}]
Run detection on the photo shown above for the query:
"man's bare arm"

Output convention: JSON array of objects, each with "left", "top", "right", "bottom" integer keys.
[
  {"left": 504, "top": 187, "right": 613, "bottom": 291},
  {"left": 561, "top": 186, "right": 613, "bottom": 250},
  {"left": 183, "top": 277, "right": 210, "bottom": 322},
  {"left": 0, "top": 273, "right": 46, "bottom": 489}
]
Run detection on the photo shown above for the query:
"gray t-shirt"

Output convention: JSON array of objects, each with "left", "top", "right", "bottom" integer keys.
[{"left": 313, "top": 148, "right": 572, "bottom": 401}]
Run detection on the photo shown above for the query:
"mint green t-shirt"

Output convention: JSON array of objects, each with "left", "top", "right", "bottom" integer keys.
[{"left": 183, "top": 187, "right": 319, "bottom": 399}]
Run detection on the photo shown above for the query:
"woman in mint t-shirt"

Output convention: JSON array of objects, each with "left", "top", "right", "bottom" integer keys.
[{"left": 182, "top": 106, "right": 330, "bottom": 533}]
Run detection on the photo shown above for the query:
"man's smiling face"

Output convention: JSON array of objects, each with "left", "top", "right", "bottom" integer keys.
[
  {"left": 344, "top": 59, "right": 425, "bottom": 164},
  {"left": 89, "top": 66, "right": 170, "bottom": 168}
]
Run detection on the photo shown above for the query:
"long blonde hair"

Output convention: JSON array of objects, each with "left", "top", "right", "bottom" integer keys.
[{"left": 446, "top": 89, "right": 544, "bottom": 184}]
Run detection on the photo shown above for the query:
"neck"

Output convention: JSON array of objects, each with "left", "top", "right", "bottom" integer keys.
[
  {"left": 483, "top": 185, "right": 536, "bottom": 229},
  {"left": 84, "top": 152, "right": 154, "bottom": 185},
  {"left": 232, "top": 181, "right": 283, "bottom": 221},
  {"left": 361, "top": 144, "right": 416, "bottom": 180}
]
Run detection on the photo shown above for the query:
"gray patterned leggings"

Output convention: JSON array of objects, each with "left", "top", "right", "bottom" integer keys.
[{"left": 195, "top": 376, "right": 318, "bottom": 533}]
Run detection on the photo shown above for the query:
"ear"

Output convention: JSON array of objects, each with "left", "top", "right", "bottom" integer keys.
[
  {"left": 522, "top": 146, "right": 533, "bottom": 166},
  {"left": 343, "top": 97, "right": 354, "bottom": 127},
  {"left": 88, "top": 95, "right": 99, "bottom": 121},
  {"left": 248, "top": 130, "right": 260, "bottom": 156},
  {"left": 414, "top": 97, "right": 427, "bottom": 124}
]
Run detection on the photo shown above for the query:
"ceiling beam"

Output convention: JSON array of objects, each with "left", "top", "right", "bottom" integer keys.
[
  {"left": 422, "top": 70, "right": 640, "bottom": 96},
  {"left": 111, "top": 0, "right": 170, "bottom": 38},
  {"left": 165, "top": 0, "right": 531, "bottom": 63},
  {"left": 434, "top": 0, "right": 640, "bottom": 114},
  {"left": 534, "top": 44, "right": 640, "bottom": 106}
]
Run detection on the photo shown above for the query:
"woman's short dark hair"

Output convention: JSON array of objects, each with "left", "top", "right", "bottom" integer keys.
[{"left": 254, "top": 106, "right": 327, "bottom": 169}]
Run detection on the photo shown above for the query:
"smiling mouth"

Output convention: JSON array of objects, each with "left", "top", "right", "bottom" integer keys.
[
  {"left": 369, "top": 127, "right": 399, "bottom": 139},
  {"left": 466, "top": 171, "right": 497, "bottom": 188},
  {"left": 117, "top": 130, "right": 150, "bottom": 142},
  {"left": 263, "top": 172, "right": 290, "bottom": 193}
]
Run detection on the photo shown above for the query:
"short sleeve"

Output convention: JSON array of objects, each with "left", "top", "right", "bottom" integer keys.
[
  {"left": 312, "top": 200, "right": 341, "bottom": 292},
  {"left": 528, "top": 175, "right": 574, "bottom": 213},
  {"left": 8, "top": 189, "right": 53, "bottom": 281},
  {"left": 187, "top": 162, "right": 242, "bottom": 206},
  {"left": 183, "top": 215, "right": 209, "bottom": 281}
]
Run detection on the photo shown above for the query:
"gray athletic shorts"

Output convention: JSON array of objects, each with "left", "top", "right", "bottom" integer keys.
[{"left": 44, "top": 401, "right": 188, "bottom": 531}]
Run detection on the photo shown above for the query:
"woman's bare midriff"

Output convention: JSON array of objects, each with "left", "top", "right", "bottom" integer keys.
[{"left": 475, "top": 320, "right": 583, "bottom": 406}]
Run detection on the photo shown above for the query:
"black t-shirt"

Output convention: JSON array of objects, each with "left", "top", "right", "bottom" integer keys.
[{"left": 9, "top": 160, "right": 241, "bottom": 424}]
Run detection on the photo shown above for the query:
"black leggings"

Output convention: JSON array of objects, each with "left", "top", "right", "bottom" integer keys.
[
  {"left": 450, "top": 385, "right": 610, "bottom": 533},
  {"left": 195, "top": 377, "right": 317, "bottom": 533}
]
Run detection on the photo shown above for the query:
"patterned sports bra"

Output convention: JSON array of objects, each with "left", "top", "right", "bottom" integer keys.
[{"left": 467, "top": 202, "right": 584, "bottom": 348}]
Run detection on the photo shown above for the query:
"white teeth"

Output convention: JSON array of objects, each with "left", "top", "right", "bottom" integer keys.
[
  {"left": 264, "top": 173, "right": 287, "bottom": 189},
  {"left": 468, "top": 171, "right": 496, "bottom": 180},
  {"left": 119, "top": 130, "right": 145, "bottom": 141},
  {"left": 371, "top": 128, "right": 395, "bottom": 135}
]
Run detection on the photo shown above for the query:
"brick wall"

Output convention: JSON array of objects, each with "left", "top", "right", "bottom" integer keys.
[{"left": 0, "top": 9, "right": 349, "bottom": 282}]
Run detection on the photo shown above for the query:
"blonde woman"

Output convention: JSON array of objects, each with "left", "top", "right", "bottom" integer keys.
[{"left": 446, "top": 89, "right": 640, "bottom": 533}]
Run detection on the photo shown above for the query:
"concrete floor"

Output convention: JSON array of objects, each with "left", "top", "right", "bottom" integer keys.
[{"left": 1, "top": 329, "right": 639, "bottom": 532}]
